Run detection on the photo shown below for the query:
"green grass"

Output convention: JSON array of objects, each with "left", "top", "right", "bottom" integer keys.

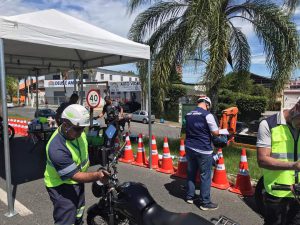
[
  {"left": 130, "top": 138, "right": 263, "bottom": 180},
  {"left": 222, "top": 146, "right": 262, "bottom": 180},
  {"left": 8, "top": 113, "right": 31, "bottom": 120}
]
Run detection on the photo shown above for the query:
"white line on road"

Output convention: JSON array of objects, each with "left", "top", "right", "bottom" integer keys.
[{"left": 0, "top": 187, "right": 33, "bottom": 216}]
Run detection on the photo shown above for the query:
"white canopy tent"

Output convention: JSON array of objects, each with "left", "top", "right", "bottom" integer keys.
[{"left": 0, "top": 9, "right": 152, "bottom": 217}]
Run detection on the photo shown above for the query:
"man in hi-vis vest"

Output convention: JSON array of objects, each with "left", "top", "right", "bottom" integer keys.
[
  {"left": 44, "top": 104, "right": 109, "bottom": 225},
  {"left": 257, "top": 100, "right": 300, "bottom": 225}
]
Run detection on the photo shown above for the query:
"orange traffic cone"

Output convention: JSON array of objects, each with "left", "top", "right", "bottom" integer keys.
[
  {"left": 132, "top": 134, "right": 148, "bottom": 167},
  {"left": 119, "top": 133, "right": 134, "bottom": 163},
  {"left": 211, "top": 149, "right": 231, "bottom": 190},
  {"left": 147, "top": 135, "right": 159, "bottom": 169},
  {"left": 157, "top": 137, "right": 174, "bottom": 174},
  {"left": 174, "top": 139, "right": 187, "bottom": 178},
  {"left": 229, "top": 148, "right": 254, "bottom": 196}
]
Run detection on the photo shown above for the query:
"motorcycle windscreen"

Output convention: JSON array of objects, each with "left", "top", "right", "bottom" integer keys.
[{"left": 105, "top": 125, "right": 116, "bottom": 139}]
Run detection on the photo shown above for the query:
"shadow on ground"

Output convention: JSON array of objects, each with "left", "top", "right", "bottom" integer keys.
[
  {"left": 164, "top": 175, "right": 202, "bottom": 205},
  {"left": 165, "top": 174, "right": 263, "bottom": 221},
  {"left": 0, "top": 136, "right": 46, "bottom": 185}
]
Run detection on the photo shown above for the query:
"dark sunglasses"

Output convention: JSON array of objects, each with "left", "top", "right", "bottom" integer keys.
[{"left": 71, "top": 126, "right": 85, "bottom": 132}]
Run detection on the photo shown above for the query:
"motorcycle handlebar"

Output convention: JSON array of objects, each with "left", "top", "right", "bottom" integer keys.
[
  {"left": 271, "top": 184, "right": 291, "bottom": 191},
  {"left": 108, "top": 141, "right": 126, "bottom": 171}
]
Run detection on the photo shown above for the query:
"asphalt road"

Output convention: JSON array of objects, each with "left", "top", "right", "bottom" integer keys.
[
  {"left": 7, "top": 106, "right": 181, "bottom": 139},
  {"left": 0, "top": 137, "right": 263, "bottom": 225}
]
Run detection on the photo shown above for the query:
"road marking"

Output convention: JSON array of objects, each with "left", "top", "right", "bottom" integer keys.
[{"left": 0, "top": 187, "right": 33, "bottom": 216}]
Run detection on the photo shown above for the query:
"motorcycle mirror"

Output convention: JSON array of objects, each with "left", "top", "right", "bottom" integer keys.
[{"left": 105, "top": 125, "right": 116, "bottom": 139}]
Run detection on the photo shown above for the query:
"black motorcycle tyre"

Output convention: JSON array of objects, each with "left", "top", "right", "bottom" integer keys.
[
  {"left": 8, "top": 125, "right": 15, "bottom": 140},
  {"left": 0, "top": 125, "right": 14, "bottom": 141},
  {"left": 87, "top": 211, "right": 132, "bottom": 225}
]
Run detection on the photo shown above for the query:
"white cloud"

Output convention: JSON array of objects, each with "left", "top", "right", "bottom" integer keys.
[
  {"left": 0, "top": 0, "right": 143, "bottom": 38},
  {"left": 230, "top": 15, "right": 255, "bottom": 39},
  {"left": 251, "top": 54, "right": 266, "bottom": 65}
]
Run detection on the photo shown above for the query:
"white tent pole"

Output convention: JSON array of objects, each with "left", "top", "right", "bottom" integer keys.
[
  {"left": 17, "top": 78, "right": 20, "bottom": 106},
  {"left": 147, "top": 59, "right": 152, "bottom": 169},
  {"left": 35, "top": 70, "right": 39, "bottom": 111},
  {"left": 0, "top": 38, "right": 17, "bottom": 217},
  {"left": 80, "top": 65, "right": 84, "bottom": 105}
]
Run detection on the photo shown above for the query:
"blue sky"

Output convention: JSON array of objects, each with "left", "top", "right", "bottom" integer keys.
[{"left": 1, "top": 0, "right": 300, "bottom": 83}]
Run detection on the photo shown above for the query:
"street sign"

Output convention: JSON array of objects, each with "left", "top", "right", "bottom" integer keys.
[{"left": 86, "top": 89, "right": 101, "bottom": 108}]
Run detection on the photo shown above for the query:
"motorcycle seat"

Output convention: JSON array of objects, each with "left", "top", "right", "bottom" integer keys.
[{"left": 143, "top": 203, "right": 213, "bottom": 225}]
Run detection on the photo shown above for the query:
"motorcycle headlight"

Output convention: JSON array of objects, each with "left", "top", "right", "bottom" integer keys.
[{"left": 92, "top": 181, "right": 106, "bottom": 198}]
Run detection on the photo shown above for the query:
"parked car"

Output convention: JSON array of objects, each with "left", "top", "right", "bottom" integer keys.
[
  {"left": 130, "top": 110, "right": 155, "bottom": 124},
  {"left": 34, "top": 108, "right": 56, "bottom": 118},
  {"left": 7, "top": 102, "right": 14, "bottom": 108}
]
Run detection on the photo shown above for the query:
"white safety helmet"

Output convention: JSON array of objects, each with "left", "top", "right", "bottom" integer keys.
[
  {"left": 197, "top": 96, "right": 212, "bottom": 107},
  {"left": 61, "top": 104, "right": 90, "bottom": 127}
]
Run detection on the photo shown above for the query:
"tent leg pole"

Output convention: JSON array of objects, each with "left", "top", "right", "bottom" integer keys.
[
  {"left": 0, "top": 38, "right": 17, "bottom": 217},
  {"left": 17, "top": 78, "right": 20, "bottom": 106},
  {"left": 73, "top": 72, "right": 77, "bottom": 93},
  {"left": 80, "top": 66, "right": 84, "bottom": 105},
  {"left": 35, "top": 71, "right": 39, "bottom": 111},
  {"left": 147, "top": 59, "right": 152, "bottom": 169}
]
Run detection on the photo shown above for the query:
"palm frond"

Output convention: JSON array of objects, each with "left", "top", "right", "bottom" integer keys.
[
  {"left": 128, "top": 2, "right": 186, "bottom": 42},
  {"left": 227, "top": 0, "right": 300, "bottom": 95},
  {"left": 283, "top": 0, "right": 299, "bottom": 14},
  {"left": 228, "top": 24, "right": 251, "bottom": 73},
  {"left": 127, "top": 0, "right": 156, "bottom": 14}
]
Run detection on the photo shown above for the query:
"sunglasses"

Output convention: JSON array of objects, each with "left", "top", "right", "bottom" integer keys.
[{"left": 70, "top": 126, "right": 85, "bottom": 132}]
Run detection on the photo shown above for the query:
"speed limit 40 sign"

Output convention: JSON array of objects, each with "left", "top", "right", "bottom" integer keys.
[{"left": 86, "top": 89, "right": 101, "bottom": 108}]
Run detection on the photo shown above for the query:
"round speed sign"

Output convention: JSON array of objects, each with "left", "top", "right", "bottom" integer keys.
[{"left": 86, "top": 89, "right": 101, "bottom": 108}]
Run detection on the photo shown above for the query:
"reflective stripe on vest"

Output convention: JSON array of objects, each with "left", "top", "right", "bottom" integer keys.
[
  {"left": 263, "top": 124, "right": 300, "bottom": 198},
  {"left": 44, "top": 129, "right": 89, "bottom": 188}
]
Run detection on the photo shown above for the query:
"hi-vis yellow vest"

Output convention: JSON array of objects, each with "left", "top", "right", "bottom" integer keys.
[
  {"left": 44, "top": 129, "right": 89, "bottom": 187},
  {"left": 263, "top": 124, "right": 300, "bottom": 198}
]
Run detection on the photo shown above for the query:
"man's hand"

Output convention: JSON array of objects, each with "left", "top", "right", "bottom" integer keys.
[
  {"left": 293, "top": 161, "right": 300, "bottom": 171},
  {"left": 97, "top": 169, "right": 110, "bottom": 184}
]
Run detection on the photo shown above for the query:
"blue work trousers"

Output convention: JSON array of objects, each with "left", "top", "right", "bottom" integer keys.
[{"left": 186, "top": 148, "right": 212, "bottom": 205}]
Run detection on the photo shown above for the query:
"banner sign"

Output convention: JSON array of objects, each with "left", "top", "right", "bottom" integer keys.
[
  {"left": 44, "top": 79, "right": 85, "bottom": 87},
  {"left": 109, "top": 81, "right": 141, "bottom": 92}
]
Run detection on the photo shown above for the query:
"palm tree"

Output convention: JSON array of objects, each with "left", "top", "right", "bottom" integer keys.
[{"left": 128, "top": 0, "right": 300, "bottom": 112}]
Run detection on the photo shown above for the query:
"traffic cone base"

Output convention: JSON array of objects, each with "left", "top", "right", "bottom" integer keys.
[
  {"left": 173, "top": 162, "right": 187, "bottom": 178},
  {"left": 229, "top": 174, "right": 254, "bottom": 196}
]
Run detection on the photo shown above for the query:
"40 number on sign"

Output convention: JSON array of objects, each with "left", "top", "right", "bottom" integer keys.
[{"left": 86, "top": 89, "right": 101, "bottom": 108}]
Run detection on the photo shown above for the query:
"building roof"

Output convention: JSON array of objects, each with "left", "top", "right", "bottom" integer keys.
[{"left": 97, "top": 68, "right": 138, "bottom": 77}]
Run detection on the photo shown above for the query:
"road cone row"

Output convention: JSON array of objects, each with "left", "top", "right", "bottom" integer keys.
[
  {"left": 8, "top": 118, "right": 29, "bottom": 136},
  {"left": 118, "top": 135, "right": 254, "bottom": 197}
]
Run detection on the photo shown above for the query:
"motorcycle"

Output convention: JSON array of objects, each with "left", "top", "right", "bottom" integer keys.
[
  {"left": 87, "top": 124, "right": 238, "bottom": 225},
  {"left": 255, "top": 174, "right": 300, "bottom": 217},
  {"left": 0, "top": 116, "right": 15, "bottom": 142}
]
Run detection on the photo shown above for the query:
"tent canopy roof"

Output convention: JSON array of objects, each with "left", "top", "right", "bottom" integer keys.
[{"left": 0, "top": 9, "right": 150, "bottom": 77}]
